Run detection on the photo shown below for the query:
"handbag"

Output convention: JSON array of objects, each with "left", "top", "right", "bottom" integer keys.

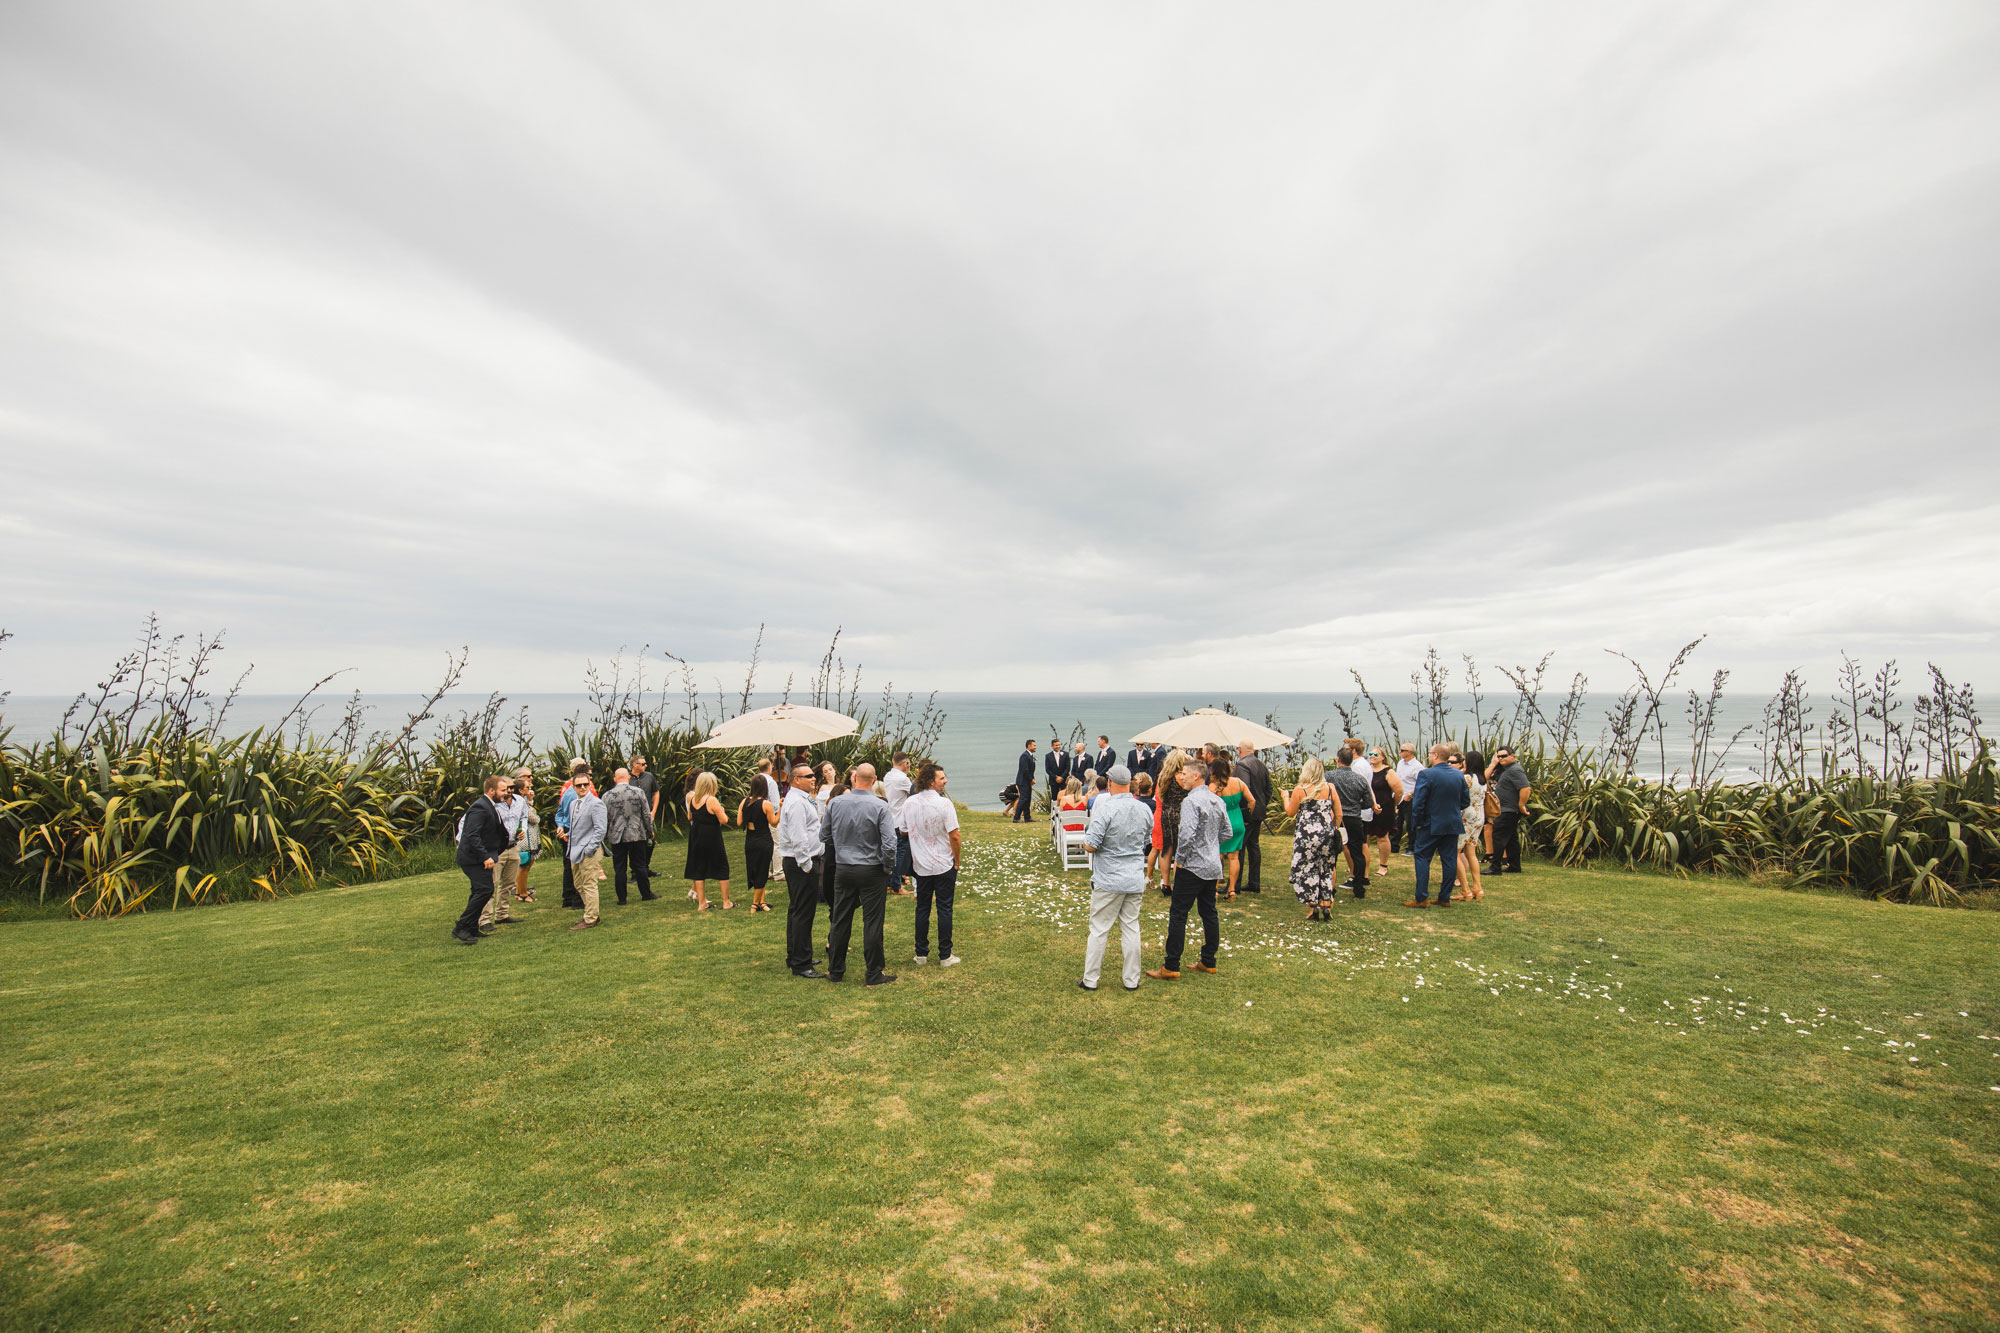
[{"left": 1483, "top": 786, "right": 1501, "bottom": 820}]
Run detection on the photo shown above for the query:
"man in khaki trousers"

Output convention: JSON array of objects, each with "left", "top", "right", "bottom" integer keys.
[{"left": 565, "top": 773, "right": 608, "bottom": 931}]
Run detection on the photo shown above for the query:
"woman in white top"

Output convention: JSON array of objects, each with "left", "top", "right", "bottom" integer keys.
[{"left": 1455, "top": 749, "right": 1487, "bottom": 900}]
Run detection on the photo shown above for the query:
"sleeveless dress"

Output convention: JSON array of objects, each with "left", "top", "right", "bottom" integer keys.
[
  {"left": 741, "top": 799, "right": 773, "bottom": 889},
  {"left": 1371, "top": 768, "right": 1396, "bottom": 835},
  {"left": 1156, "top": 774, "right": 1188, "bottom": 856},
  {"left": 684, "top": 803, "right": 731, "bottom": 879},
  {"left": 1290, "top": 793, "right": 1339, "bottom": 905},
  {"left": 1220, "top": 788, "right": 1246, "bottom": 854}
]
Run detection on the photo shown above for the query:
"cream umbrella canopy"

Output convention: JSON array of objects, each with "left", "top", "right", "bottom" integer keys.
[
  {"left": 1128, "top": 708, "right": 1292, "bottom": 752},
  {"left": 694, "top": 703, "right": 860, "bottom": 749}
]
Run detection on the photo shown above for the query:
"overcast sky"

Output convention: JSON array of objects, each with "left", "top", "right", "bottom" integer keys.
[{"left": 2, "top": 1, "right": 1996, "bottom": 700}]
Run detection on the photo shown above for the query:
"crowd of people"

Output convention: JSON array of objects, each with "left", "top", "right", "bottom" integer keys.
[{"left": 448, "top": 733, "right": 1531, "bottom": 997}]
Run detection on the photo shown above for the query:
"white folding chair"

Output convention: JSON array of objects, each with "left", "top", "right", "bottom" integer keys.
[{"left": 1051, "top": 806, "right": 1091, "bottom": 871}]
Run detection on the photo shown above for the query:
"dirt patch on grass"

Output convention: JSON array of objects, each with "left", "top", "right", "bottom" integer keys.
[
  {"left": 299, "top": 1180, "right": 367, "bottom": 1209},
  {"left": 1700, "top": 1188, "right": 1805, "bottom": 1228}
]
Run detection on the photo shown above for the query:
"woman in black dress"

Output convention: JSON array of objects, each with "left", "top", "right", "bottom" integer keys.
[
  {"left": 683, "top": 771, "right": 733, "bottom": 911},
  {"left": 737, "top": 782, "right": 777, "bottom": 913}
]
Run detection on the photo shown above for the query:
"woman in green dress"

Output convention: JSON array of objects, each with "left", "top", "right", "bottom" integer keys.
[{"left": 1209, "top": 759, "right": 1256, "bottom": 900}]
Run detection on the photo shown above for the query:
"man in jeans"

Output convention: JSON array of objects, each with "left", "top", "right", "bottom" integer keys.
[
  {"left": 603, "top": 767, "right": 657, "bottom": 904},
  {"left": 882, "top": 751, "right": 915, "bottom": 895},
  {"left": 1487, "top": 749, "right": 1532, "bottom": 874},
  {"left": 1148, "top": 761, "right": 1228, "bottom": 980},
  {"left": 900, "top": 762, "right": 962, "bottom": 967},
  {"left": 565, "top": 773, "right": 607, "bottom": 931},
  {"left": 821, "top": 763, "right": 900, "bottom": 987},
  {"left": 1079, "top": 764, "right": 1151, "bottom": 991}
]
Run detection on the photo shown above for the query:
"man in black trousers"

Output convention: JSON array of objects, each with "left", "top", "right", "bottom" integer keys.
[
  {"left": 453, "top": 774, "right": 513, "bottom": 944},
  {"left": 822, "top": 762, "right": 900, "bottom": 987},
  {"left": 778, "top": 764, "right": 826, "bottom": 977},
  {"left": 1013, "top": 739, "right": 1039, "bottom": 822},
  {"left": 1487, "top": 748, "right": 1532, "bottom": 875},
  {"left": 1045, "top": 740, "right": 1071, "bottom": 809},
  {"left": 1231, "top": 741, "right": 1272, "bottom": 893}
]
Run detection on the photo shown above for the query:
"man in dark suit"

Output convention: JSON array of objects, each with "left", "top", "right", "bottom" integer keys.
[
  {"left": 1093, "top": 735, "right": 1118, "bottom": 780},
  {"left": 1231, "top": 742, "right": 1272, "bottom": 893},
  {"left": 453, "top": 774, "right": 513, "bottom": 944},
  {"left": 1406, "top": 744, "right": 1471, "bottom": 908},
  {"left": 1013, "top": 740, "right": 1038, "bottom": 822},
  {"left": 1126, "top": 742, "right": 1145, "bottom": 776},
  {"left": 1045, "top": 741, "right": 1071, "bottom": 807}
]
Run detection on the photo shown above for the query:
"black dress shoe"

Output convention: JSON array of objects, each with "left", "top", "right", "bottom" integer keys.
[
  {"left": 1240, "top": 886, "right": 1261, "bottom": 894},
  {"left": 640, "top": 892, "right": 659, "bottom": 901},
  {"left": 452, "top": 930, "right": 478, "bottom": 945},
  {"left": 826, "top": 974, "right": 844, "bottom": 983},
  {"left": 794, "top": 967, "right": 826, "bottom": 979},
  {"left": 866, "top": 974, "right": 897, "bottom": 987},
  {"left": 1076, "top": 980, "right": 1098, "bottom": 991}
]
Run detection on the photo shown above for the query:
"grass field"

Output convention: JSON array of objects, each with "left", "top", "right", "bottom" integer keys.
[{"left": 2, "top": 810, "right": 1996, "bottom": 1332}]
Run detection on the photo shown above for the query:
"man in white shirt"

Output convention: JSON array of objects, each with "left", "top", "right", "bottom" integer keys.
[
  {"left": 1080, "top": 765, "right": 1152, "bottom": 991},
  {"left": 778, "top": 765, "right": 827, "bottom": 978},
  {"left": 1394, "top": 743, "right": 1424, "bottom": 855},
  {"left": 478, "top": 776, "right": 531, "bottom": 929},
  {"left": 1346, "top": 737, "right": 1374, "bottom": 827},
  {"left": 883, "top": 751, "right": 915, "bottom": 896},
  {"left": 898, "top": 761, "right": 962, "bottom": 967}
]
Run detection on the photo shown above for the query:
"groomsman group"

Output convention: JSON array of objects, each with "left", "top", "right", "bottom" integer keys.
[{"left": 1011, "top": 735, "right": 1170, "bottom": 821}]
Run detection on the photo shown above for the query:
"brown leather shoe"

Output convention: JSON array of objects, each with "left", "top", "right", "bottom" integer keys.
[
  {"left": 1145, "top": 967, "right": 1180, "bottom": 980},
  {"left": 1189, "top": 962, "right": 1218, "bottom": 973},
  {"left": 1401, "top": 899, "right": 1430, "bottom": 908},
  {"left": 568, "top": 919, "right": 600, "bottom": 931}
]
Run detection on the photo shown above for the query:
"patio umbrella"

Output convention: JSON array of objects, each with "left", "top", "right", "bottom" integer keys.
[
  {"left": 1128, "top": 707, "right": 1293, "bottom": 751},
  {"left": 694, "top": 703, "right": 860, "bottom": 749}
]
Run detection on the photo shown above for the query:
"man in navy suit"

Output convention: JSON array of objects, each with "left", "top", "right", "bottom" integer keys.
[
  {"left": 1405, "top": 743, "right": 1471, "bottom": 908},
  {"left": 1013, "top": 740, "right": 1039, "bottom": 822},
  {"left": 1045, "top": 742, "right": 1071, "bottom": 807},
  {"left": 1093, "top": 735, "right": 1118, "bottom": 780},
  {"left": 1126, "top": 741, "right": 1149, "bottom": 777}
]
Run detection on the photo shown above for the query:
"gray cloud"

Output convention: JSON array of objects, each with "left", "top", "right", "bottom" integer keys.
[{"left": 1, "top": 0, "right": 1996, "bottom": 695}]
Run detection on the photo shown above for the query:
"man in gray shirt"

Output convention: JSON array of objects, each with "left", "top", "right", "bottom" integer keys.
[
  {"left": 821, "top": 763, "right": 901, "bottom": 986},
  {"left": 1330, "top": 746, "right": 1376, "bottom": 897},
  {"left": 1149, "top": 761, "right": 1227, "bottom": 980},
  {"left": 1079, "top": 765, "right": 1153, "bottom": 992},
  {"left": 565, "top": 773, "right": 608, "bottom": 931}
]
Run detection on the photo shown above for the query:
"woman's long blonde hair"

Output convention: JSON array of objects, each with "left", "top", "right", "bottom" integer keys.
[
  {"left": 1064, "top": 777, "right": 1083, "bottom": 797},
  {"left": 1158, "top": 748, "right": 1186, "bottom": 784},
  {"left": 689, "top": 771, "right": 718, "bottom": 806},
  {"left": 1299, "top": 757, "right": 1326, "bottom": 789}
]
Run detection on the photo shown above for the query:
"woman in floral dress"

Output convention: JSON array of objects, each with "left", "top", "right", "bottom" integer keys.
[{"left": 1284, "top": 757, "right": 1342, "bottom": 920}]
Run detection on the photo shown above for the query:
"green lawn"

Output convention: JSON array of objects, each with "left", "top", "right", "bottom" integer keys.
[{"left": 2, "top": 812, "right": 1996, "bottom": 1332}]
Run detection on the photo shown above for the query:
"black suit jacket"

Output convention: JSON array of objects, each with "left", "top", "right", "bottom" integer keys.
[
  {"left": 1045, "top": 750, "right": 1070, "bottom": 784},
  {"left": 1126, "top": 748, "right": 1143, "bottom": 776},
  {"left": 1233, "top": 754, "right": 1272, "bottom": 822},
  {"left": 1016, "top": 750, "right": 1038, "bottom": 787},
  {"left": 456, "top": 796, "right": 510, "bottom": 869},
  {"left": 1093, "top": 748, "right": 1118, "bottom": 777}
]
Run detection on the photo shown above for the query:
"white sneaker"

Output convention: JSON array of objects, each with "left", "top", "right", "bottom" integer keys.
[
  {"left": 913, "top": 954, "right": 929, "bottom": 965},
  {"left": 939, "top": 955, "right": 961, "bottom": 968}
]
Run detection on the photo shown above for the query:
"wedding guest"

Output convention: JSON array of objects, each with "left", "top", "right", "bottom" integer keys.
[
  {"left": 754, "top": 756, "right": 784, "bottom": 881},
  {"left": 452, "top": 775, "right": 513, "bottom": 944},
  {"left": 1058, "top": 777, "right": 1088, "bottom": 812},
  {"left": 816, "top": 761, "right": 839, "bottom": 810},
  {"left": 883, "top": 752, "right": 915, "bottom": 896},
  {"left": 1366, "top": 748, "right": 1402, "bottom": 879},
  {"left": 1150, "top": 749, "right": 1188, "bottom": 894},
  {"left": 1393, "top": 743, "right": 1422, "bottom": 855},
  {"left": 817, "top": 761, "right": 841, "bottom": 910},
  {"left": 779, "top": 764, "right": 827, "bottom": 978},
  {"left": 1093, "top": 734, "right": 1118, "bottom": 779},
  {"left": 555, "top": 757, "right": 590, "bottom": 910},
  {"left": 822, "top": 763, "right": 899, "bottom": 986},
  {"left": 1125, "top": 740, "right": 1148, "bottom": 777},
  {"left": 1013, "top": 739, "right": 1039, "bottom": 822},
  {"left": 1087, "top": 771, "right": 1110, "bottom": 812},
  {"left": 1455, "top": 750, "right": 1487, "bottom": 900},
  {"left": 1210, "top": 761, "right": 1254, "bottom": 901},
  {"left": 1045, "top": 741, "right": 1071, "bottom": 807},
  {"left": 1406, "top": 743, "right": 1470, "bottom": 908},
  {"left": 738, "top": 778, "right": 779, "bottom": 913},
  {"left": 604, "top": 768, "right": 659, "bottom": 905},
  {"left": 1487, "top": 748, "right": 1532, "bottom": 875},
  {"left": 1147, "top": 761, "right": 1227, "bottom": 980},
  {"left": 1231, "top": 742, "right": 1272, "bottom": 894},
  {"left": 565, "top": 772, "right": 607, "bottom": 932},
  {"left": 1330, "top": 746, "right": 1375, "bottom": 896},
  {"left": 478, "top": 770, "right": 530, "bottom": 928},
  {"left": 683, "top": 771, "right": 732, "bottom": 911},
  {"left": 1131, "top": 771, "right": 1155, "bottom": 811},
  {"left": 901, "top": 762, "right": 961, "bottom": 967},
  {"left": 1079, "top": 765, "right": 1151, "bottom": 992},
  {"left": 1284, "top": 758, "right": 1341, "bottom": 921},
  {"left": 508, "top": 769, "right": 539, "bottom": 904}
]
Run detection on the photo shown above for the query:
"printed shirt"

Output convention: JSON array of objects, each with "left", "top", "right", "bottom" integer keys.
[
  {"left": 496, "top": 792, "right": 529, "bottom": 840},
  {"left": 777, "top": 787, "right": 823, "bottom": 869},
  {"left": 1084, "top": 792, "right": 1153, "bottom": 894},
  {"left": 897, "top": 789, "right": 960, "bottom": 876},
  {"left": 602, "top": 783, "right": 653, "bottom": 844},
  {"left": 1331, "top": 767, "right": 1374, "bottom": 822},
  {"left": 1176, "top": 784, "right": 1229, "bottom": 880},
  {"left": 882, "top": 766, "right": 914, "bottom": 819}
]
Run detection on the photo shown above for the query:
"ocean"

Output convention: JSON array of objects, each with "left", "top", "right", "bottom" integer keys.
[{"left": 3, "top": 690, "right": 1790, "bottom": 811}]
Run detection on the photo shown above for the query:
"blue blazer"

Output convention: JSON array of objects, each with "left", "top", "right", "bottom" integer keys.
[
  {"left": 1126, "top": 748, "right": 1144, "bottom": 776},
  {"left": 1410, "top": 763, "right": 1471, "bottom": 836},
  {"left": 1016, "top": 750, "right": 1038, "bottom": 787},
  {"left": 1045, "top": 750, "right": 1071, "bottom": 783},
  {"left": 1093, "top": 748, "right": 1118, "bottom": 777}
]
